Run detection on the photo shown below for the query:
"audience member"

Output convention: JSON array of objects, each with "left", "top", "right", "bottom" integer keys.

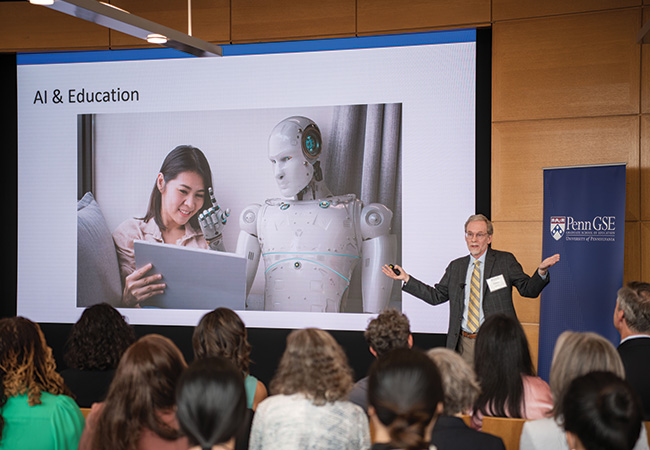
[
  {"left": 0, "top": 317, "right": 84, "bottom": 449},
  {"left": 193, "top": 307, "right": 268, "bottom": 410},
  {"left": 176, "top": 357, "right": 250, "bottom": 450},
  {"left": 79, "top": 334, "right": 189, "bottom": 450},
  {"left": 349, "top": 308, "right": 412, "bottom": 411},
  {"left": 472, "top": 314, "right": 552, "bottom": 429},
  {"left": 367, "top": 348, "right": 443, "bottom": 450},
  {"left": 61, "top": 303, "right": 136, "bottom": 407},
  {"left": 427, "top": 348, "right": 505, "bottom": 450},
  {"left": 249, "top": 328, "right": 369, "bottom": 450},
  {"left": 613, "top": 281, "right": 650, "bottom": 419},
  {"left": 519, "top": 331, "right": 648, "bottom": 450},
  {"left": 563, "top": 371, "right": 642, "bottom": 450}
]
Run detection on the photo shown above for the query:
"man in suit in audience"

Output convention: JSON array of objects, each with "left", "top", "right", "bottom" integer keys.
[
  {"left": 383, "top": 214, "right": 560, "bottom": 365},
  {"left": 613, "top": 281, "right": 650, "bottom": 420},
  {"left": 348, "top": 308, "right": 412, "bottom": 412}
]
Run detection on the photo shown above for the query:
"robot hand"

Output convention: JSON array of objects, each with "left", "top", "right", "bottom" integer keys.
[{"left": 199, "top": 187, "right": 230, "bottom": 251}]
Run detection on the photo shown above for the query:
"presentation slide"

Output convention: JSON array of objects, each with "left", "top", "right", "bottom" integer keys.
[{"left": 16, "top": 30, "right": 477, "bottom": 332}]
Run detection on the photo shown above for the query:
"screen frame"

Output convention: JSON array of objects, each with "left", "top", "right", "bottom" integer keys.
[{"left": 4, "top": 26, "right": 491, "bottom": 381}]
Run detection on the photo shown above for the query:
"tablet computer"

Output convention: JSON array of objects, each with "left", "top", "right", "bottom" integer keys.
[{"left": 133, "top": 240, "right": 247, "bottom": 310}]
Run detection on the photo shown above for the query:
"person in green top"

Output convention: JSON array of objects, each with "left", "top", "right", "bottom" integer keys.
[{"left": 0, "top": 316, "right": 85, "bottom": 450}]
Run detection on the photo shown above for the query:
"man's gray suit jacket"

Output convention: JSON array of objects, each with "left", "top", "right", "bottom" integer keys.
[{"left": 402, "top": 247, "right": 549, "bottom": 350}]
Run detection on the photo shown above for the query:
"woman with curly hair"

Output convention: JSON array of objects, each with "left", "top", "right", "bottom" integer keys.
[
  {"left": 368, "top": 348, "right": 444, "bottom": 450},
  {"left": 192, "top": 307, "right": 267, "bottom": 410},
  {"left": 249, "top": 328, "right": 369, "bottom": 450},
  {"left": 0, "top": 316, "right": 84, "bottom": 449},
  {"left": 78, "top": 334, "right": 189, "bottom": 450},
  {"left": 61, "top": 303, "right": 136, "bottom": 407}
]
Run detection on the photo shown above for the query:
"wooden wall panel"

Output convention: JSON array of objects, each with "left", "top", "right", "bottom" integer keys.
[
  {"left": 522, "top": 323, "right": 540, "bottom": 370},
  {"left": 0, "top": 3, "right": 109, "bottom": 52},
  {"left": 490, "top": 221, "right": 544, "bottom": 324},
  {"left": 493, "top": 0, "right": 640, "bottom": 22},
  {"left": 493, "top": 9, "right": 641, "bottom": 122},
  {"left": 625, "top": 221, "right": 642, "bottom": 283},
  {"left": 492, "top": 116, "right": 640, "bottom": 222},
  {"left": 641, "top": 7, "right": 650, "bottom": 113},
  {"left": 230, "top": 0, "right": 355, "bottom": 43},
  {"left": 642, "top": 115, "right": 650, "bottom": 220},
  {"left": 643, "top": 221, "right": 650, "bottom": 281},
  {"left": 110, "top": 0, "right": 230, "bottom": 47},
  {"left": 357, "top": 0, "right": 490, "bottom": 34}
]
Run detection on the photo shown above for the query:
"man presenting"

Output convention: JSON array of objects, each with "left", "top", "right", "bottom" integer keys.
[
  {"left": 382, "top": 214, "right": 559, "bottom": 364},
  {"left": 613, "top": 281, "right": 650, "bottom": 420}
]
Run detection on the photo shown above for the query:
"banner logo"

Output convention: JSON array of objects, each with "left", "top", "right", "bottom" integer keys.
[
  {"left": 550, "top": 216, "right": 566, "bottom": 241},
  {"left": 550, "top": 215, "right": 616, "bottom": 242}
]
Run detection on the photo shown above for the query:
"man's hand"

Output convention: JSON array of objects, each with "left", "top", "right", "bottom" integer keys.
[
  {"left": 381, "top": 264, "right": 410, "bottom": 284},
  {"left": 538, "top": 253, "right": 560, "bottom": 277}
]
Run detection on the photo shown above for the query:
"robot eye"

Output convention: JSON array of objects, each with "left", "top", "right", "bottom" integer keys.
[{"left": 282, "top": 156, "right": 292, "bottom": 162}]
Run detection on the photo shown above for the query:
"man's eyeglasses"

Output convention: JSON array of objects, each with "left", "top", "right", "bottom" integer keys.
[{"left": 465, "top": 232, "right": 489, "bottom": 239}]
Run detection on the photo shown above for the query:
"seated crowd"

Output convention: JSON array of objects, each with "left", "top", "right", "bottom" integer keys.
[{"left": 0, "top": 282, "right": 649, "bottom": 450}]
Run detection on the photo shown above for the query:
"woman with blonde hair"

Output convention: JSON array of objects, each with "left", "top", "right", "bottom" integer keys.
[
  {"left": 192, "top": 307, "right": 267, "bottom": 410},
  {"left": 0, "top": 317, "right": 84, "bottom": 449},
  {"left": 519, "top": 331, "right": 648, "bottom": 450},
  {"left": 79, "top": 334, "right": 189, "bottom": 450},
  {"left": 249, "top": 328, "right": 369, "bottom": 449}
]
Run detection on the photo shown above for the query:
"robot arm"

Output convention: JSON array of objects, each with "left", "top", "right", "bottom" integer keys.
[
  {"left": 360, "top": 203, "right": 397, "bottom": 313},
  {"left": 199, "top": 187, "right": 230, "bottom": 251},
  {"left": 235, "top": 203, "right": 262, "bottom": 296}
]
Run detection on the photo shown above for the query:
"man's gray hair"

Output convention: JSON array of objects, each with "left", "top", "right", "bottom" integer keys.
[
  {"left": 617, "top": 282, "right": 650, "bottom": 334},
  {"left": 464, "top": 214, "right": 493, "bottom": 236}
]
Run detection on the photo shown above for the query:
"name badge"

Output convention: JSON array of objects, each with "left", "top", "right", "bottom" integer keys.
[{"left": 486, "top": 274, "right": 507, "bottom": 292}]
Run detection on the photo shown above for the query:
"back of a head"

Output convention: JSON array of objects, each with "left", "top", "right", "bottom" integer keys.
[
  {"left": 549, "top": 331, "right": 625, "bottom": 420},
  {"left": 193, "top": 307, "right": 251, "bottom": 375},
  {"left": 0, "top": 317, "right": 69, "bottom": 440},
  {"left": 563, "top": 371, "right": 642, "bottom": 450},
  {"left": 94, "top": 334, "right": 187, "bottom": 450},
  {"left": 64, "top": 303, "right": 136, "bottom": 371},
  {"left": 427, "top": 347, "right": 480, "bottom": 416},
  {"left": 364, "top": 309, "right": 411, "bottom": 357},
  {"left": 368, "top": 348, "right": 444, "bottom": 450},
  {"left": 0, "top": 317, "right": 69, "bottom": 401},
  {"left": 617, "top": 282, "right": 650, "bottom": 334},
  {"left": 270, "top": 328, "right": 353, "bottom": 405},
  {"left": 473, "top": 314, "right": 534, "bottom": 418},
  {"left": 176, "top": 357, "right": 247, "bottom": 450}
]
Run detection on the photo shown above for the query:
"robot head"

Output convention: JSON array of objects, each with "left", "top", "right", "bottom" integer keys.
[{"left": 268, "top": 116, "right": 323, "bottom": 198}]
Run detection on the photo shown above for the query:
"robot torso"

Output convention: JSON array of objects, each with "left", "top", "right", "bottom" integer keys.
[{"left": 258, "top": 194, "right": 362, "bottom": 312}]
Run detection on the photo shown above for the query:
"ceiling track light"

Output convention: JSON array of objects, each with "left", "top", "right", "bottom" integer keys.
[{"left": 29, "top": 0, "right": 223, "bottom": 57}]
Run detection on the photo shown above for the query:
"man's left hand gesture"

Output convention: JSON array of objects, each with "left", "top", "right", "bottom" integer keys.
[{"left": 538, "top": 253, "right": 560, "bottom": 277}]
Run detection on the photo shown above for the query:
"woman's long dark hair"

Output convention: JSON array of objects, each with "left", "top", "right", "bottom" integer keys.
[
  {"left": 368, "top": 348, "right": 443, "bottom": 450},
  {"left": 142, "top": 145, "right": 213, "bottom": 231},
  {"left": 563, "top": 371, "right": 641, "bottom": 450},
  {"left": 64, "top": 303, "right": 136, "bottom": 371},
  {"left": 176, "top": 357, "right": 247, "bottom": 450},
  {"left": 192, "top": 308, "right": 252, "bottom": 376},
  {"left": 90, "top": 334, "right": 187, "bottom": 450},
  {"left": 473, "top": 314, "right": 535, "bottom": 418}
]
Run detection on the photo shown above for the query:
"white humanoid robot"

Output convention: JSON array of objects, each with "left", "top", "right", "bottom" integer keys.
[{"left": 235, "top": 116, "right": 396, "bottom": 313}]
